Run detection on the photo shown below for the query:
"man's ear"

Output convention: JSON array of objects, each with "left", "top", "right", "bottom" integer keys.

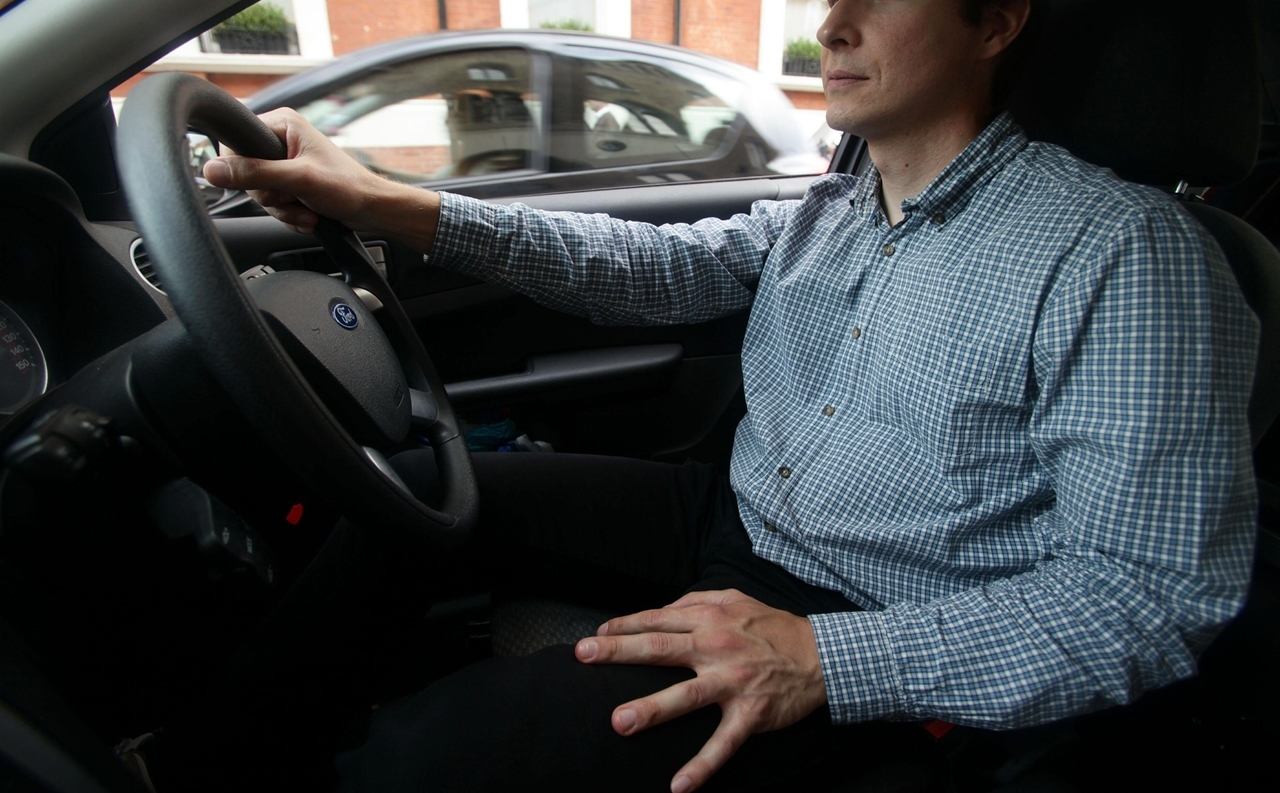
[{"left": 981, "top": 0, "right": 1031, "bottom": 61}]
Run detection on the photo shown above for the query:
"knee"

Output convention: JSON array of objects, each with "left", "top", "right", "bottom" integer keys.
[{"left": 337, "top": 645, "right": 710, "bottom": 792}]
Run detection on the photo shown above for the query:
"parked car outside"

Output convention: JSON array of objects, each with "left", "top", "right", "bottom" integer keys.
[{"left": 232, "top": 29, "right": 830, "bottom": 206}]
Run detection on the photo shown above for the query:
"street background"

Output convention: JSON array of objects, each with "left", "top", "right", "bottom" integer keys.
[{"left": 111, "top": 0, "right": 838, "bottom": 151}]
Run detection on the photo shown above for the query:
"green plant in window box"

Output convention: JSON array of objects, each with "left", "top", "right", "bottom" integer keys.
[
  {"left": 539, "top": 18, "right": 594, "bottom": 31},
  {"left": 783, "top": 38, "right": 822, "bottom": 77},
  {"left": 214, "top": 3, "right": 293, "bottom": 55}
]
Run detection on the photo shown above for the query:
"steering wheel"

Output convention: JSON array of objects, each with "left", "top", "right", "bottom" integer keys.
[{"left": 115, "top": 73, "right": 478, "bottom": 552}]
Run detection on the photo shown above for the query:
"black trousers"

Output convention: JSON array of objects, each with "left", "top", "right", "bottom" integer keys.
[{"left": 163, "top": 453, "right": 937, "bottom": 792}]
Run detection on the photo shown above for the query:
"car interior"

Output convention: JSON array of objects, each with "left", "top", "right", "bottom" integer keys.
[{"left": 1, "top": 0, "right": 1279, "bottom": 791}]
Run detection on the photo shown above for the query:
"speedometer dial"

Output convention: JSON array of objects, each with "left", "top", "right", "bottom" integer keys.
[{"left": 0, "top": 300, "right": 48, "bottom": 416}]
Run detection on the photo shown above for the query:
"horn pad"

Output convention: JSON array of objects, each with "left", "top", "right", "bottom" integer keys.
[{"left": 245, "top": 270, "right": 410, "bottom": 447}]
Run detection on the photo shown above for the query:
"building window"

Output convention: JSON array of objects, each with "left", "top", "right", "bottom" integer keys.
[
  {"left": 531, "top": 0, "right": 595, "bottom": 31},
  {"left": 782, "top": 0, "right": 826, "bottom": 76},
  {"left": 200, "top": 1, "right": 299, "bottom": 55},
  {"left": 501, "top": 0, "right": 630, "bottom": 37}
]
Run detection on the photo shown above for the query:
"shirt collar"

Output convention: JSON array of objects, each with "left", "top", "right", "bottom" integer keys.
[{"left": 851, "top": 112, "right": 1028, "bottom": 224}]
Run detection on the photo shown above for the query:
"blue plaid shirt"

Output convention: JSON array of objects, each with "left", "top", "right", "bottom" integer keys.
[{"left": 430, "top": 113, "right": 1259, "bottom": 729}]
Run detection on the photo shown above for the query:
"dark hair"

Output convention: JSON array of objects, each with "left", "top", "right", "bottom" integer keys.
[{"left": 959, "top": 0, "right": 1037, "bottom": 109}]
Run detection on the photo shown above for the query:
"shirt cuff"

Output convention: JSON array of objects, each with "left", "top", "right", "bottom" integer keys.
[
  {"left": 808, "top": 610, "right": 905, "bottom": 724},
  {"left": 429, "top": 191, "right": 501, "bottom": 275}
]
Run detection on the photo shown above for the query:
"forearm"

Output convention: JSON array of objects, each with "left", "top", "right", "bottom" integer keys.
[
  {"left": 351, "top": 180, "right": 444, "bottom": 256},
  {"left": 429, "top": 192, "right": 775, "bottom": 325},
  {"left": 811, "top": 550, "right": 1241, "bottom": 729}
]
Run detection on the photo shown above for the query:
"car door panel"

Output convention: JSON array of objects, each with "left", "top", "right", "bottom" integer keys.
[
  {"left": 444, "top": 343, "right": 684, "bottom": 409},
  {"left": 211, "top": 174, "right": 819, "bottom": 462}
]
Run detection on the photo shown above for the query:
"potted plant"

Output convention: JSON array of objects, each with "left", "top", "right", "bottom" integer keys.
[
  {"left": 782, "top": 38, "right": 822, "bottom": 77},
  {"left": 213, "top": 3, "right": 293, "bottom": 55},
  {"left": 539, "top": 18, "right": 594, "bottom": 31}
]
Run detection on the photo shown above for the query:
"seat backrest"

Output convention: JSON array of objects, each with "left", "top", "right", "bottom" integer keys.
[
  {"left": 1010, "top": 0, "right": 1277, "bottom": 444},
  {"left": 1008, "top": 0, "right": 1259, "bottom": 186},
  {"left": 1183, "top": 203, "right": 1280, "bottom": 445}
]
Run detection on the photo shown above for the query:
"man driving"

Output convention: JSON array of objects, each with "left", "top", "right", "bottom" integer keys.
[{"left": 180, "top": 0, "right": 1259, "bottom": 790}]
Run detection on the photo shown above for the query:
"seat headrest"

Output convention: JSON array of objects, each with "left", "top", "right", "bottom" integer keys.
[{"left": 1009, "top": 0, "right": 1261, "bottom": 187}]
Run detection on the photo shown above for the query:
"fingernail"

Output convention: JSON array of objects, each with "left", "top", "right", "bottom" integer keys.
[
  {"left": 204, "top": 159, "right": 231, "bottom": 184},
  {"left": 615, "top": 708, "right": 637, "bottom": 732},
  {"left": 671, "top": 775, "right": 693, "bottom": 793},
  {"left": 597, "top": 622, "right": 609, "bottom": 636},
  {"left": 576, "top": 640, "right": 597, "bottom": 660}
]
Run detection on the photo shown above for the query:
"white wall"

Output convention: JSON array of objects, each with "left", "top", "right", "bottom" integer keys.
[
  {"left": 293, "top": 0, "right": 333, "bottom": 59},
  {"left": 595, "top": 0, "right": 631, "bottom": 37},
  {"left": 757, "top": 0, "right": 786, "bottom": 76},
  {"left": 502, "top": 0, "right": 631, "bottom": 36}
]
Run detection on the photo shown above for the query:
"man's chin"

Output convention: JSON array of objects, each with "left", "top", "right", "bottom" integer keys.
[{"left": 824, "top": 108, "right": 872, "bottom": 140}]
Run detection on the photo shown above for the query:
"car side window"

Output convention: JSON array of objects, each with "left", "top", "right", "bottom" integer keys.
[
  {"left": 562, "top": 51, "right": 744, "bottom": 171},
  {"left": 294, "top": 49, "right": 542, "bottom": 183}
]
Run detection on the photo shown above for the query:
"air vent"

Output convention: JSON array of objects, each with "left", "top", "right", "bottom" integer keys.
[{"left": 129, "top": 239, "right": 164, "bottom": 293}]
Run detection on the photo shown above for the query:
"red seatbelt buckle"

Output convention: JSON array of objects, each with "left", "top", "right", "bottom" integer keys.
[{"left": 922, "top": 719, "right": 956, "bottom": 740}]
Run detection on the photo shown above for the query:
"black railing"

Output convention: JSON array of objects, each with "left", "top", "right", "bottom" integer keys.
[
  {"left": 201, "top": 22, "right": 299, "bottom": 55},
  {"left": 782, "top": 56, "right": 821, "bottom": 77}
]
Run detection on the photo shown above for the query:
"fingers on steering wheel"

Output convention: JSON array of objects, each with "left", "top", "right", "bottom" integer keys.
[
  {"left": 253, "top": 188, "right": 298, "bottom": 208},
  {"left": 263, "top": 205, "right": 320, "bottom": 233}
]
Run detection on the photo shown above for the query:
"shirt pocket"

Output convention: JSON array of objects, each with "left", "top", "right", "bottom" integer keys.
[{"left": 879, "top": 321, "right": 1000, "bottom": 460}]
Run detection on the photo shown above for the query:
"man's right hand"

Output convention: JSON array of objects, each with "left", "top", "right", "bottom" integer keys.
[{"left": 202, "top": 108, "right": 443, "bottom": 253}]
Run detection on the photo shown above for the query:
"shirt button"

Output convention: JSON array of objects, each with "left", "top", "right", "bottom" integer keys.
[
  {"left": 882, "top": 243, "right": 896, "bottom": 256},
  {"left": 850, "top": 327, "right": 861, "bottom": 339},
  {"left": 822, "top": 405, "right": 835, "bottom": 417},
  {"left": 778, "top": 466, "right": 792, "bottom": 479},
  {"left": 765, "top": 522, "right": 778, "bottom": 532},
  {"left": 931, "top": 213, "right": 946, "bottom": 225}
]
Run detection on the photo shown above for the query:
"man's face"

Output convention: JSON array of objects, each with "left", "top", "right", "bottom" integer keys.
[{"left": 818, "top": 0, "right": 993, "bottom": 139}]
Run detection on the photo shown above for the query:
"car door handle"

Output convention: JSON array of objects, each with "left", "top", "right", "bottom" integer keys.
[{"left": 443, "top": 344, "right": 683, "bottom": 407}]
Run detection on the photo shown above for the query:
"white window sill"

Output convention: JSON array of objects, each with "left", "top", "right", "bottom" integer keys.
[
  {"left": 773, "top": 75, "right": 823, "bottom": 92},
  {"left": 145, "top": 52, "right": 334, "bottom": 75}
]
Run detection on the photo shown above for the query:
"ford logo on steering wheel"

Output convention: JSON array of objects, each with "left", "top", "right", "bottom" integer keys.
[{"left": 331, "top": 303, "right": 359, "bottom": 330}]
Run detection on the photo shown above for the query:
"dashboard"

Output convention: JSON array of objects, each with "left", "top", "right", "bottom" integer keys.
[{"left": 0, "top": 156, "right": 171, "bottom": 430}]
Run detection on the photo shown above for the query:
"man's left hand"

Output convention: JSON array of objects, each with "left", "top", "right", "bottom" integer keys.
[{"left": 574, "top": 589, "right": 827, "bottom": 793}]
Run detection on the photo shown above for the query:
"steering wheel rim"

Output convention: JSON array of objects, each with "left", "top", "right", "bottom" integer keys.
[{"left": 116, "top": 73, "right": 478, "bottom": 551}]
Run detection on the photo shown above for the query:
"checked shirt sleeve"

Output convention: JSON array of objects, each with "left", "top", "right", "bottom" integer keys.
[
  {"left": 811, "top": 203, "right": 1259, "bottom": 729},
  {"left": 428, "top": 192, "right": 795, "bottom": 325}
]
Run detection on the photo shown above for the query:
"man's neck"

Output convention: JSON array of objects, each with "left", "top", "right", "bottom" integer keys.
[{"left": 869, "top": 110, "right": 991, "bottom": 227}]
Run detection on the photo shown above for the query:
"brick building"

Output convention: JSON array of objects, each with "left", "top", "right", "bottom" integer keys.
[{"left": 115, "top": 0, "right": 831, "bottom": 135}]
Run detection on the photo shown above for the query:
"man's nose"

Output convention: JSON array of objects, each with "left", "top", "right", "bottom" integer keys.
[{"left": 817, "top": 1, "right": 860, "bottom": 51}]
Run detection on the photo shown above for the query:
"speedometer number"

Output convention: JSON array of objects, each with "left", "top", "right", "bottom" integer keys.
[{"left": 0, "top": 301, "right": 49, "bottom": 415}]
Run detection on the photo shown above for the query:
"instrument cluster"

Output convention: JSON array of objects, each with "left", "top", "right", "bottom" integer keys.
[{"left": 0, "top": 298, "right": 47, "bottom": 416}]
